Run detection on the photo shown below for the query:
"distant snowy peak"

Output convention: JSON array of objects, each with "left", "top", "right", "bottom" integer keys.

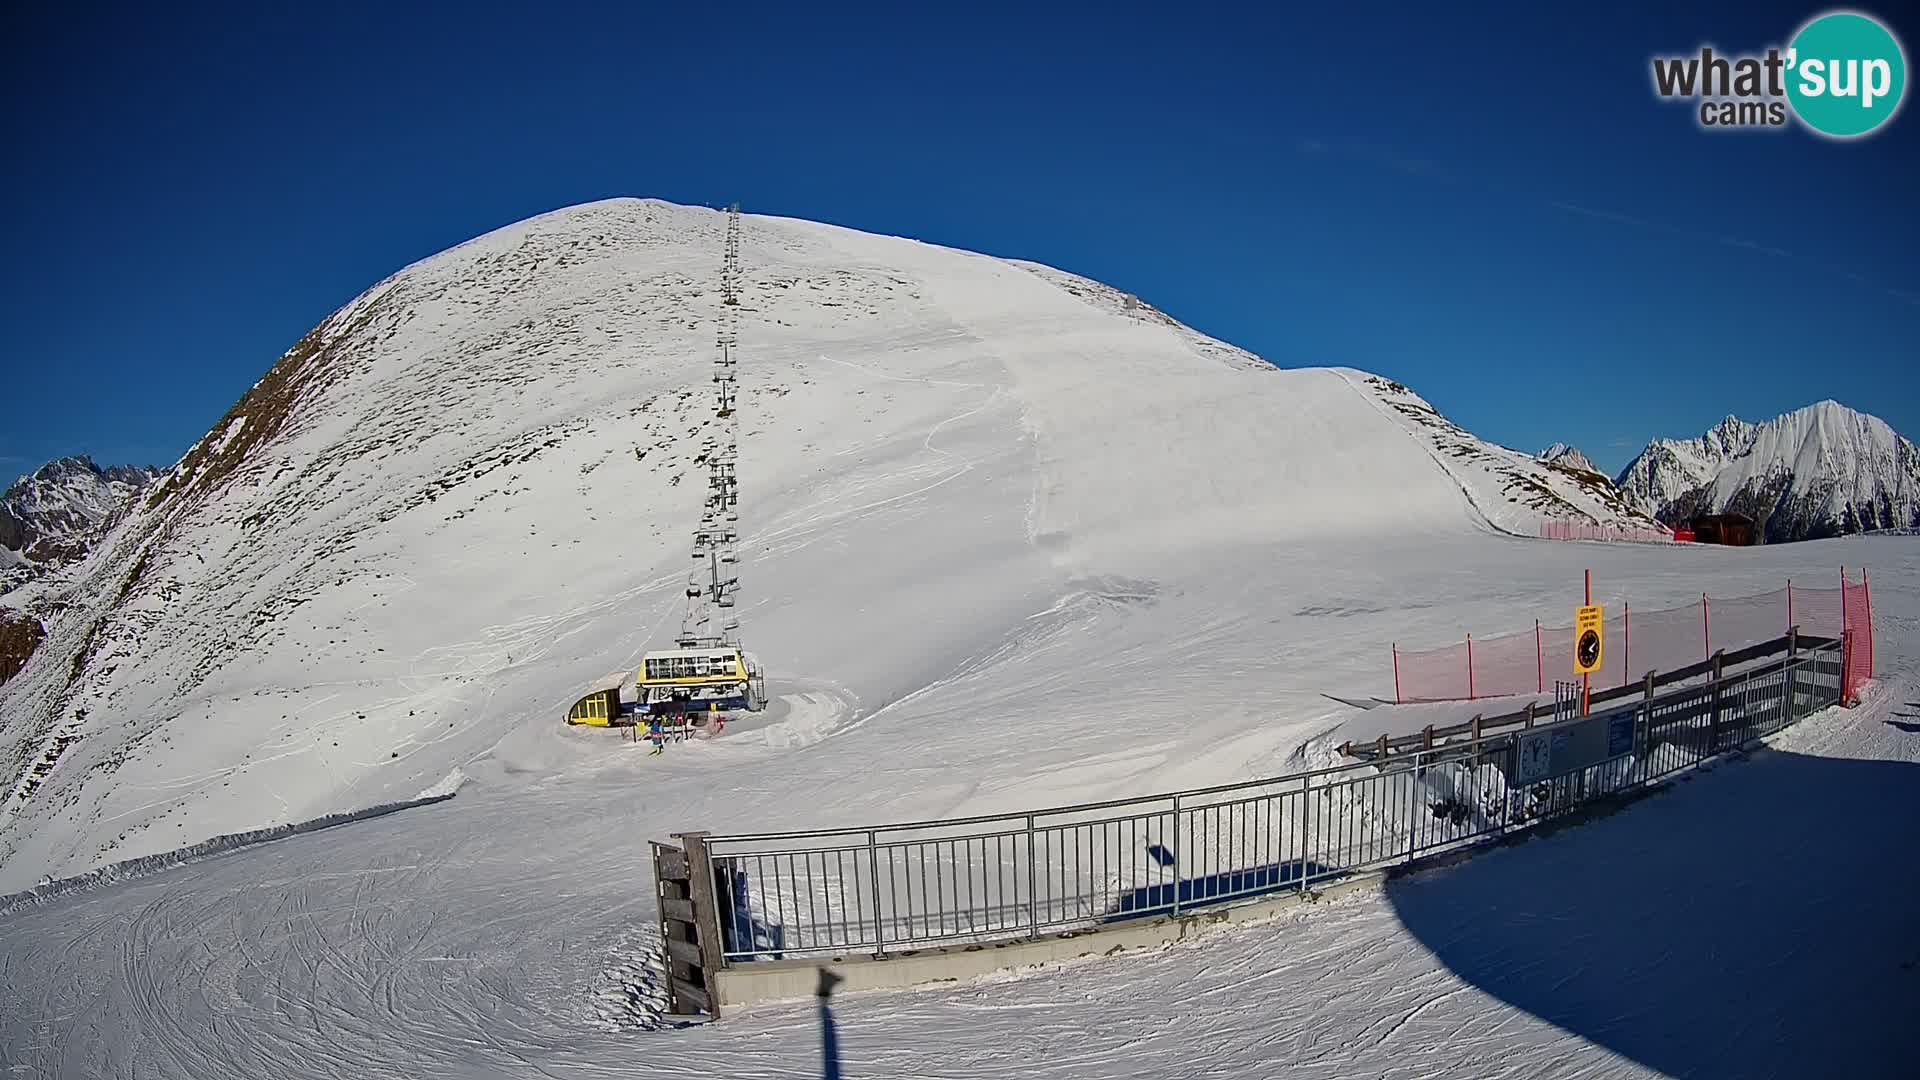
[
  {"left": 1, "top": 456, "right": 161, "bottom": 571},
  {"left": 1536, "top": 443, "right": 1602, "bottom": 476},
  {"left": 1702, "top": 415, "right": 1757, "bottom": 455},
  {"left": 1616, "top": 400, "right": 1920, "bottom": 542}
]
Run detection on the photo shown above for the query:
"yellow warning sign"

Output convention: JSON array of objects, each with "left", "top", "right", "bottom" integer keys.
[{"left": 1574, "top": 604, "right": 1604, "bottom": 674}]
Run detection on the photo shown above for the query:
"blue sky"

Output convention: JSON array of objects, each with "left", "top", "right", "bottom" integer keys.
[{"left": 1, "top": 1, "right": 1914, "bottom": 478}]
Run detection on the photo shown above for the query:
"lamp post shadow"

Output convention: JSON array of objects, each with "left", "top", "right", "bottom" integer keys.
[
  {"left": 1387, "top": 747, "right": 1920, "bottom": 1077},
  {"left": 817, "top": 966, "right": 844, "bottom": 1080}
]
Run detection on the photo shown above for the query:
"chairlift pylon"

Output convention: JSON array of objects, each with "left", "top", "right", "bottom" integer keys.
[{"left": 565, "top": 203, "right": 766, "bottom": 729}]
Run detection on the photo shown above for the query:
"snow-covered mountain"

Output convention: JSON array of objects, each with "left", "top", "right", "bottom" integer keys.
[
  {"left": 0, "top": 198, "right": 1666, "bottom": 887},
  {"left": 1537, "top": 442, "right": 1601, "bottom": 476},
  {"left": 1616, "top": 402, "right": 1920, "bottom": 542},
  {"left": 0, "top": 456, "right": 159, "bottom": 587},
  {"left": 3, "top": 197, "right": 1914, "bottom": 1080}
]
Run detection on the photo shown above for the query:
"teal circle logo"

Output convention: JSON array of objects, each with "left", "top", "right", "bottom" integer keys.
[{"left": 1786, "top": 11, "right": 1907, "bottom": 137}]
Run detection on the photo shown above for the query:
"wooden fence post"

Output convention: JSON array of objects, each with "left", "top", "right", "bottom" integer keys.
[
  {"left": 669, "top": 831, "right": 726, "bottom": 1018},
  {"left": 1840, "top": 568, "right": 1853, "bottom": 703},
  {"left": 654, "top": 838, "right": 720, "bottom": 1018},
  {"left": 1707, "top": 651, "right": 1726, "bottom": 753},
  {"left": 1785, "top": 624, "right": 1800, "bottom": 720},
  {"left": 1702, "top": 593, "right": 1712, "bottom": 660},
  {"left": 1643, "top": 668, "right": 1658, "bottom": 757},
  {"left": 1622, "top": 602, "right": 1631, "bottom": 688},
  {"left": 1638, "top": 669, "right": 1657, "bottom": 775}
]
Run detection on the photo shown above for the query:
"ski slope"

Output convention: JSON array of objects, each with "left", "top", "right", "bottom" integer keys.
[
  {"left": 1, "top": 537, "right": 1911, "bottom": 1079},
  {"left": 1, "top": 200, "right": 1912, "bottom": 1077}
]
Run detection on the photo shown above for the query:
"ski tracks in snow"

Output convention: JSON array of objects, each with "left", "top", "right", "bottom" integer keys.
[{"left": 747, "top": 351, "right": 1005, "bottom": 557}]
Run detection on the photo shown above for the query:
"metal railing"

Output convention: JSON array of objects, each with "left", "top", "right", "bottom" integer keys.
[{"left": 702, "top": 640, "right": 1843, "bottom": 964}]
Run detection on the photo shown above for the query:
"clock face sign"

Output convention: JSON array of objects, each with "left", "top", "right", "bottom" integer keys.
[
  {"left": 1573, "top": 604, "right": 1604, "bottom": 674},
  {"left": 1577, "top": 629, "right": 1601, "bottom": 669},
  {"left": 1517, "top": 732, "right": 1552, "bottom": 783}
]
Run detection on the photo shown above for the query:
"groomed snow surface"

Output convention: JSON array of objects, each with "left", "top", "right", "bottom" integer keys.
[
  {"left": 2, "top": 539, "right": 1913, "bottom": 1079},
  {"left": 1, "top": 201, "right": 1914, "bottom": 1076}
]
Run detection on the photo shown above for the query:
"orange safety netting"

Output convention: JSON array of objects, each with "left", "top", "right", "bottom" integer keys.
[
  {"left": 1392, "top": 571, "right": 1876, "bottom": 704},
  {"left": 1539, "top": 520, "right": 1678, "bottom": 544},
  {"left": 1842, "top": 569, "right": 1874, "bottom": 704}
]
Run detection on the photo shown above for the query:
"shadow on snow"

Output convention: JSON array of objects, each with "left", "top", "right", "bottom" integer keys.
[
  {"left": 1386, "top": 745, "right": 1920, "bottom": 1077},
  {"left": 1104, "top": 858, "right": 1333, "bottom": 923}
]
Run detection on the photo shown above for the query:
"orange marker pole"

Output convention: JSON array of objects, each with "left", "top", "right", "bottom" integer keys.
[
  {"left": 1864, "top": 568, "right": 1874, "bottom": 678},
  {"left": 1582, "top": 569, "right": 1592, "bottom": 717}
]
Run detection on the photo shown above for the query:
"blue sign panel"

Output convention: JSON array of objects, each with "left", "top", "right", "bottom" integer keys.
[
  {"left": 1607, "top": 713, "right": 1636, "bottom": 758},
  {"left": 1500, "top": 705, "right": 1641, "bottom": 785}
]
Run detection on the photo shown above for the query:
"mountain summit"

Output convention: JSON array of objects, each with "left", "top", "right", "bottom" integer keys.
[
  {"left": 1536, "top": 443, "right": 1602, "bottom": 476},
  {"left": 1615, "top": 400, "right": 1920, "bottom": 541},
  {"left": 0, "top": 456, "right": 159, "bottom": 587},
  {"left": 1, "top": 198, "right": 1663, "bottom": 886}
]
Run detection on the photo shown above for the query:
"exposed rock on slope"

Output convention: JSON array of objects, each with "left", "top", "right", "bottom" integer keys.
[
  {"left": 0, "top": 610, "right": 43, "bottom": 685},
  {"left": 1356, "top": 378, "right": 1664, "bottom": 534}
]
